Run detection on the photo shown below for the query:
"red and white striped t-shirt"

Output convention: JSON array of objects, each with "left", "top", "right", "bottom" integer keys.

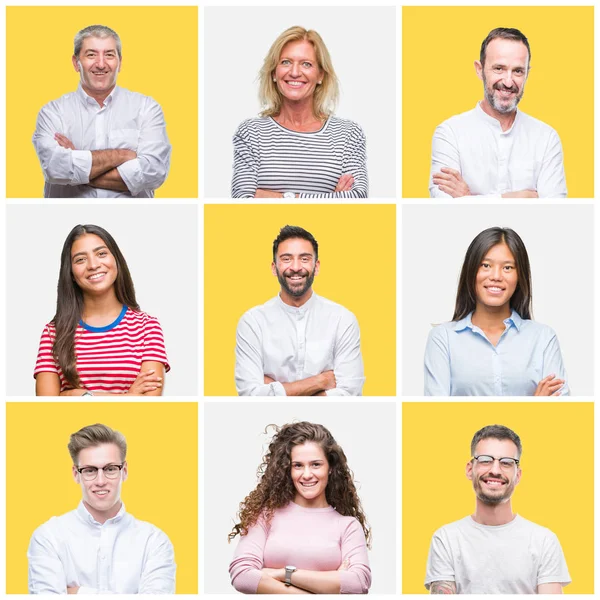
[{"left": 34, "top": 306, "right": 170, "bottom": 393}]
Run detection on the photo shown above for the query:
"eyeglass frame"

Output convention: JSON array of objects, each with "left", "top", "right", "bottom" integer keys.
[
  {"left": 75, "top": 462, "right": 125, "bottom": 480},
  {"left": 472, "top": 455, "right": 520, "bottom": 468}
]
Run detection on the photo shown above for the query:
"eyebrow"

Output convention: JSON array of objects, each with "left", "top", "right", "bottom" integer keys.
[
  {"left": 72, "top": 245, "right": 108, "bottom": 259},
  {"left": 279, "top": 252, "right": 314, "bottom": 258},
  {"left": 482, "top": 256, "right": 515, "bottom": 264},
  {"left": 78, "top": 462, "right": 120, "bottom": 469}
]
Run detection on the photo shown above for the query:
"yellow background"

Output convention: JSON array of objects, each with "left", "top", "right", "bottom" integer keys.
[
  {"left": 6, "top": 402, "right": 198, "bottom": 594},
  {"left": 6, "top": 6, "right": 198, "bottom": 198},
  {"left": 402, "top": 6, "right": 594, "bottom": 198},
  {"left": 402, "top": 402, "right": 594, "bottom": 594},
  {"left": 204, "top": 204, "right": 396, "bottom": 396}
]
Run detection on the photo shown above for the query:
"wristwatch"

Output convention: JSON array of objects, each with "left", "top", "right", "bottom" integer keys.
[
  {"left": 82, "top": 390, "right": 94, "bottom": 397},
  {"left": 284, "top": 565, "right": 297, "bottom": 586},
  {"left": 283, "top": 191, "right": 295, "bottom": 199}
]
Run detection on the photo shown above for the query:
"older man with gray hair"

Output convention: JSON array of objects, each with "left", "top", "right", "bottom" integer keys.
[{"left": 32, "top": 25, "right": 171, "bottom": 198}]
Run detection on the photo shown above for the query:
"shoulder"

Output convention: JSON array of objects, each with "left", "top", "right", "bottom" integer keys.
[
  {"left": 116, "top": 87, "right": 161, "bottom": 108},
  {"left": 124, "top": 308, "right": 162, "bottom": 327},
  {"left": 314, "top": 294, "right": 358, "bottom": 324},
  {"left": 129, "top": 514, "right": 173, "bottom": 545},
  {"left": 30, "top": 510, "right": 75, "bottom": 544},
  {"left": 328, "top": 116, "right": 364, "bottom": 133},
  {"left": 517, "top": 110, "right": 560, "bottom": 138},
  {"left": 426, "top": 321, "right": 454, "bottom": 342},
  {"left": 334, "top": 512, "right": 365, "bottom": 536},
  {"left": 431, "top": 516, "right": 472, "bottom": 540},
  {"left": 435, "top": 107, "right": 478, "bottom": 132},
  {"left": 38, "top": 91, "right": 80, "bottom": 115},
  {"left": 234, "top": 117, "right": 272, "bottom": 136},
  {"left": 239, "top": 296, "right": 279, "bottom": 322},
  {"left": 514, "top": 515, "right": 560, "bottom": 540},
  {"left": 518, "top": 318, "right": 558, "bottom": 339}
]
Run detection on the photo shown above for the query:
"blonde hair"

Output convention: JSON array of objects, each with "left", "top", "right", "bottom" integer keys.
[
  {"left": 259, "top": 26, "right": 339, "bottom": 119},
  {"left": 67, "top": 423, "right": 127, "bottom": 465}
]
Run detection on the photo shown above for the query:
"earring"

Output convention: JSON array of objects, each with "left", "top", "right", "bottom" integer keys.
[
  {"left": 273, "top": 78, "right": 277, "bottom": 82},
  {"left": 318, "top": 81, "right": 322, "bottom": 85}
]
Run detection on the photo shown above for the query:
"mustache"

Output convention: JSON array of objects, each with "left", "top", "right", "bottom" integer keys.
[
  {"left": 494, "top": 82, "right": 518, "bottom": 93},
  {"left": 480, "top": 474, "right": 509, "bottom": 484}
]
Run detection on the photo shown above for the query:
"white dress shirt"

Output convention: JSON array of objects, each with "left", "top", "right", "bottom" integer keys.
[
  {"left": 28, "top": 502, "right": 176, "bottom": 594},
  {"left": 235, "top": 292, "right": 365, "bottom": 396},
  {"left": 32, "top": 85, "right": 171, "bottom": 198},
  {"left": 424, "top": 310, "right": 569, "bottom": 396},
  {"left": 429, "top": 103, "right": 567, "bottom": 198}
]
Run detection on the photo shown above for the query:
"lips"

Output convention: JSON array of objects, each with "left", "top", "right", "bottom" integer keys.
[
  {"left": 93, "top": 489, "right": 110, "bottom": 497},
  {"left": 481, "top": 476, "right": 507, "bottom": 487},
  {"left": 300, "top": 481, "right": 317, "bottom": 487},
  {"left": 285, "top": 80, "right": 306, "bottom": 87},
  {"left": 88, "top": 272, "right": 106, "bottom": 281}
]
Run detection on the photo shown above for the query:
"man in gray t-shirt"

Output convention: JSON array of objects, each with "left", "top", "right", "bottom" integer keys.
[{"left": 425, "top": 424, "right": 570, "bottom": 594}]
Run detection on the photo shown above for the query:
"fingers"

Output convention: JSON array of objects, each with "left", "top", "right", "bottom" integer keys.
[
  {"left": 335, "top": 173, "right": 354, "bottom": 192},
  {"left": 436, "top": 184, "right": 461, "bottom": 198},
  {"left": 440, "top": 167, "right": 461, "bottom": 178},
  {"left": 54, "top": 133, "right": 75, "bottom": 150}
]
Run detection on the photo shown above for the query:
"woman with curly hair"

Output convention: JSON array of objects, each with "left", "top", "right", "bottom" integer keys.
[{"left": 229, "top": 421, "right": 371, "bottom": 594}]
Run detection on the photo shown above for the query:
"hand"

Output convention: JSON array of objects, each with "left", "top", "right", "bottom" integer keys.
[
  {"left": 67, "top": 586, "right": 80, "bottom": 594},
  {"left": 432, "top": 168, "right": 471, "bottom": 197},
  {"left": 338, "top": 559, "right": 350, "bottom": 571},
  {"left": 264, "top": 375, "right": 275, "bottom": 384},
  {"left": 501, "top": 189, "right": 539, "bottom": 198},
  {"left": 318, "top": 370, "right": 336, "bottom": 391},
  {"left": 54, "top": 133, "right": 76, "bottom": 150},
  {"left": 533, "top": 374, "right": 564, "bottom": 396},
  {"left": 255, "top": 189, "right": 284, "bottom": 198},
  {"left": 262, "top": 567, "right": 285, "bottom": 582},
  {"left": 126, "top": 369, "right": 163, "bottom": 395},
  {"left": 335, "top": 173, "right": 354, "bottom": 192}
]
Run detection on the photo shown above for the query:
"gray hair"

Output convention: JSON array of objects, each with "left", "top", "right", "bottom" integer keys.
[
  {"left": 74, "top": 25, "right": 122, "bottom": 59},
  {"left": 470, "top": 424, "right": 522, "bottom": 459}
]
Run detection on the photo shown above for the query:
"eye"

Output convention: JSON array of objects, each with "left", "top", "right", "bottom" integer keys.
[
  {"left": 81, "top": 467, "right": 96, "bottom": 475},
  {"left": 500, "top": 459, "right": 516, "bottom": 468},
  {"left": 280, "top": 256, "right": 292, "bottom": 263},
  {"left": 98, "top": 251, "right": 108, "bottom": 257},
  {"left": 503, "top": 265, "right": 514, "bottom": 271},
  {"left": 481, "top": 262, "right": 490, "bottom": 269},
  {"left": 281, "top": 59, "right": 291, "bottom": 65},
  {"left": 74, "top": 257, "right": 85, "bottom": 265},
  {"left": 302, "top": 62, "right": 312, "bottom": 68},
  {"left": 493, "top": 66, "right": 503, "bottom": 72},
  {"left": 105, "top": 465, "right": 119, "bottom": 474},
  {"left": 301, "top": 256, "right": 310, "bottom": 263}
]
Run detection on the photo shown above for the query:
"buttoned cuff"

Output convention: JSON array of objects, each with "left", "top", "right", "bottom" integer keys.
[
  {"left": 117, "top": 159, "right": 143, "bottom": 195},
  {"left": 72, "top": 150, "right": 92, "bottom": 185}
]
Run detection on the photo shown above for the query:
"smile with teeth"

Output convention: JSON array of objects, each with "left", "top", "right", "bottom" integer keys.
[
  {"left": 93, "top": 490, "right": 110, "bottom": 496},
  {"left": 285, "top": 81, "right": 305, "bottom": 87},
  {"left": 482, "top": 478, "right": 506, "bottom": 487},
  {"left": 88, "top": 272, "right": 106, "bottom": 281},
  {"left": 300, "top": 481, "right": 318, "bottom": 487}
]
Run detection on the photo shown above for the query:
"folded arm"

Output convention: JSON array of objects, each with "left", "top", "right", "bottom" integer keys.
[
  {"left": 424, "top": 326, "right": 451, "bottom": 396},
  {"left": 137, "top": 530, "right": 176, "bottom": 594},
  {"left": 536, "top": 129, "right": 567, "bottom": 198}
]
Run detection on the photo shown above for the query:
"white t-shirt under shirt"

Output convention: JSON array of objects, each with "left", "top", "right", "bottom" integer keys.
[{"left": 425, "top": 515, "right": 571, "bottom": 594}]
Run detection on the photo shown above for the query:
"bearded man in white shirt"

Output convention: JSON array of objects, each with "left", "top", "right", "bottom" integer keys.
[
  {"left": 235, "top": 225, "right": 365, "bottom": 396},
  {"left": 425, "top": 424, "right": 570, "bottom": 594},
  {"left": 28, "top": 424, "right": 176, "bottom": 594},
  {"left": 429, "top": 27, "right": 567, "bottom": 199},
  {"left": 32, "top": 25, "right": 171, "bottom": 198}
]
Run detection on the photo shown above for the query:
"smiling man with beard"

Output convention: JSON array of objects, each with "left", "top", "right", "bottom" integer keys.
[
  {"left": 27, "top": 424, "right": 176, "bottom": 594},
  {"left": 425, "top": 424, "right": 570, "bottom": 594},
  {"left": 429, "top": 27, "right": 567, "bottom": 198},
  {"left": 235, "top": 225, "right": 365, "bottom": 396},
  {"left": 32, "top": 24, "right": 171, "bottom": 198}
]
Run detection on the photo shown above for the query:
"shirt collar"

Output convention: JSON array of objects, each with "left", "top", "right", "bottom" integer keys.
[
  {"left": 76, "top": 500, "right": 126, "bottom": 527},
  {"left": 276, "top": 291, "right": 317, "bottom": 315},
  {"left": 76, "top": 83, "right": 118, "bottom": 108},
  {"left": 454, "top": 309, "right": 522, "bottom": 332},
  {"left": 475, "top": 101, "right": 520, "bottom": 134}
]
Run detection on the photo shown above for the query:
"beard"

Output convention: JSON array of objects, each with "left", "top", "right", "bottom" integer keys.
[
  {"left": 472, "top": 473, "right": 516, "bottom": 505},
  {"left": 483, "top": 73, "right": 525, "bottom": 114},
  {"left": 276, "top": 266, "right": 315, "bottom": 297}
]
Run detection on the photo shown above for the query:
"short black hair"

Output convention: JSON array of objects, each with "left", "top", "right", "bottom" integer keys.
[
  {"left": 480, "top": 27, "right": 531, "bottom": 68},
  {"left": 272, "top": 225, "right": 319, "bottom": 261},
  {"left": 471, "top": 424, "right": 522, "bottom": 459}
]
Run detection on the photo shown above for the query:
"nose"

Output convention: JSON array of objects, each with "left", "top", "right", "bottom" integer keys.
[
  {"left": 290, "top": 62, "right": 300, "bottom": 78},
  {"left": 96, "top": 54, "right": 106, "bottom": 69},
  {"left": 502, "top": 72, "right": 514, "bottom": 88},
  {"left": 489, "top": 264, "right": 504, "bottom": 280},
  {"left": 302, "top": 465, "right": 312, "bottom": 479},
  {"left": 95, "top": 469, "right": 107, "bottom": 484}
]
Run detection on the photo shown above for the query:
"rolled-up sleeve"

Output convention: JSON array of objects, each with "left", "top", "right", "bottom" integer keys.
[
  {"left": 117, "top": 97, "right": 171, "bottom": 195},
  {"left": 229, "top": 519, "right": 269, "bottom": 594},
  {"left": 339, "top": 519, "right": 371, "bottom": 594},
  {"left": 32, "top": 105, "right": 92, "bottom": 186},
  {"left": 235, "top": 312, "right": 287, "bottom": 396}
]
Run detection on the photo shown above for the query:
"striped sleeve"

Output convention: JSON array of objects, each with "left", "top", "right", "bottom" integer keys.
[
  {"left": 142, "top": 315, "right": 171, "bottom": 372},
  {"left": 232, "top": 120, "right": 259, "bottom": 198},
  {"left": 33, "top": 324, "right": 59, "bottom": 378}
]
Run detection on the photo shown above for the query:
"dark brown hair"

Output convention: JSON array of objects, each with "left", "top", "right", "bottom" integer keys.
[
  {"left": 480, "top": 27, "right": 531, "bottom": 68},
  {"left": 229, "top": 422, "right": 371, "bottom": 546}
]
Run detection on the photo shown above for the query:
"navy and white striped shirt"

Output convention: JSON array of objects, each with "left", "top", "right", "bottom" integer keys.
[{"left": 232, "top": 116, "right": 368, "bottom": 198}]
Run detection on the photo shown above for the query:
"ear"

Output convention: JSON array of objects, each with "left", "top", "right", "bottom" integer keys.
[
  {"left": 474, "top": 60, "right": 484, "bottom": 81},
  {"left": 72, "top": 464, "right": 80, "bottom": 483},
  {"left": 271, "top": 261, "right": 277, "bottom": 277},
  {"left": 515, "top": 466, "right": 522, "bottom": 486},
  {"left": 314, "top": 259, "right": 320, "bottom": 277},
  {"left": 122, "top": 460, "right": 128, "bottom": 483},
  {"left": 72, "top": 55, "right": 80, "bottom": 73},
  {"left": 465, "top": 460, "right": 474, "bottom": 481},
  {"left": 118, "top": 55, "right": 122, "bottom": 73}
]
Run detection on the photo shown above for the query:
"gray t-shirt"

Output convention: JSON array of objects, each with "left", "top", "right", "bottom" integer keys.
[{"left": 425, "top": 515, "right": 571, "bottom": 593}]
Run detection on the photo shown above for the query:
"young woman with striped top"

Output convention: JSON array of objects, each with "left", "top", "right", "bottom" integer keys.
[
  {"left": 34, "top": 224, "right": 169, "bottom": 396},
  {"left": 232, "top": 26, "right": 368, "bottom": 199}
]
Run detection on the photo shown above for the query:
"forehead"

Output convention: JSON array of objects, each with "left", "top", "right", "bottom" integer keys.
[
  {"left": 291, "top": 441, "right": 327, "bottom": 462},
  {"left": 77, "top": 443, "right": 121, "bottom": 466},
  {"left": 485, "top": 38, "right": 529, "bottom": 66},
  {"left": 474, "top": 437, "right": 519, "bottom": 458},
  {"left": 80, "top": 36, "right": 118, "bottom": 54},
  {"left": 483, "top": 242, "right": 515, "bottom": 262},
  {"left": 71, "top": 233, "right": 106, "bottom": 256},
  {"left": 276, "top": 237, "right": 314, "bottom": 257},
  {"left": 280, "top": 39, "right": 317, "bottom": 61}
]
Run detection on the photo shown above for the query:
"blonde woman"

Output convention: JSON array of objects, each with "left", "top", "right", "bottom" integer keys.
[{"left": 232, "top": 26, "right": 368, "bottom": 199}]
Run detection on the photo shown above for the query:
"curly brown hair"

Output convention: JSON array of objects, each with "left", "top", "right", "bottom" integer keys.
[{"left": 228, "top": 422, "right": 371, "bottom": 547}]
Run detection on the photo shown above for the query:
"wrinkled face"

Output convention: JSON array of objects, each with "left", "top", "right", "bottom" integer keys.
[
  {"left": 467, "top": 438, "right": 521, "bottom": 505},
  {"left": 71, "top": 233, "right": 118, "bottom": 297},
  {"left": 274, "top": 40, "right": 323, "bottom": 105},
  {"left": 290, "top": 442, "right": 329, "bottom": 507},
  {"left": 476, "top": 38, "right": 529, "bottom": 114},
  {"left": 474, "top": 242, "right": 518, "bottom": 312},
  {"left": 72, "top": 36, "right": 121, "bottom": 97},
  {"left": 272, "top": 238, "right": 320, "bottom": 298},
  {"left": 73, "top": 443, "right": 127, "bottom": 520}
]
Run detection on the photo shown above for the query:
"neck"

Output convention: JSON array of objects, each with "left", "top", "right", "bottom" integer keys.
[
  {"left": 480, "top": 98, "right": 517, "bottom": 132},
  {"left": 82, "top": 289, "right": 123, "bottom": 321},
  {"left": 472, "top": 303, "right": 511, "bottom": 329},
  {"left": 81, "top": 83, "right": 115, "bottom": 108},
  {"left": 472, "top": 498, "right": 515, "bottom": 526},
  {"left": 279, "top": 287, "right": 313, "bottom": 308},
  {"left": 276, "top": 99, "right": 321, "bottom": 130},
  {"left": 294, "top": 494, "right": 329, "bottom": 509},
  {"left": 83, "top": 499, "right": 122, "bottom": 525}
]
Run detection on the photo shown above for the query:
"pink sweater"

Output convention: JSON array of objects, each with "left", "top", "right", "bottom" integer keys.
[{"left": 229, "top": 501, "right": 371, "bottom": 594}]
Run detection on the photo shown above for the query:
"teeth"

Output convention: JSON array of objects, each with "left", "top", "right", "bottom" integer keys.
[
  {"left": 89, "top": 273, "right": 105, "bottom": 280},
  {"left": 287, "top": 81, "right": 304, "bottom": 86}
]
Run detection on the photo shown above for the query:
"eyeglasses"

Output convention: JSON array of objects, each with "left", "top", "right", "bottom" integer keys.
[
  {"left": 473, "top": 455, "right": 519, "bottom": 469},
  {"left": 76, "top": 463, "right": 124, "bottom": 481}
]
